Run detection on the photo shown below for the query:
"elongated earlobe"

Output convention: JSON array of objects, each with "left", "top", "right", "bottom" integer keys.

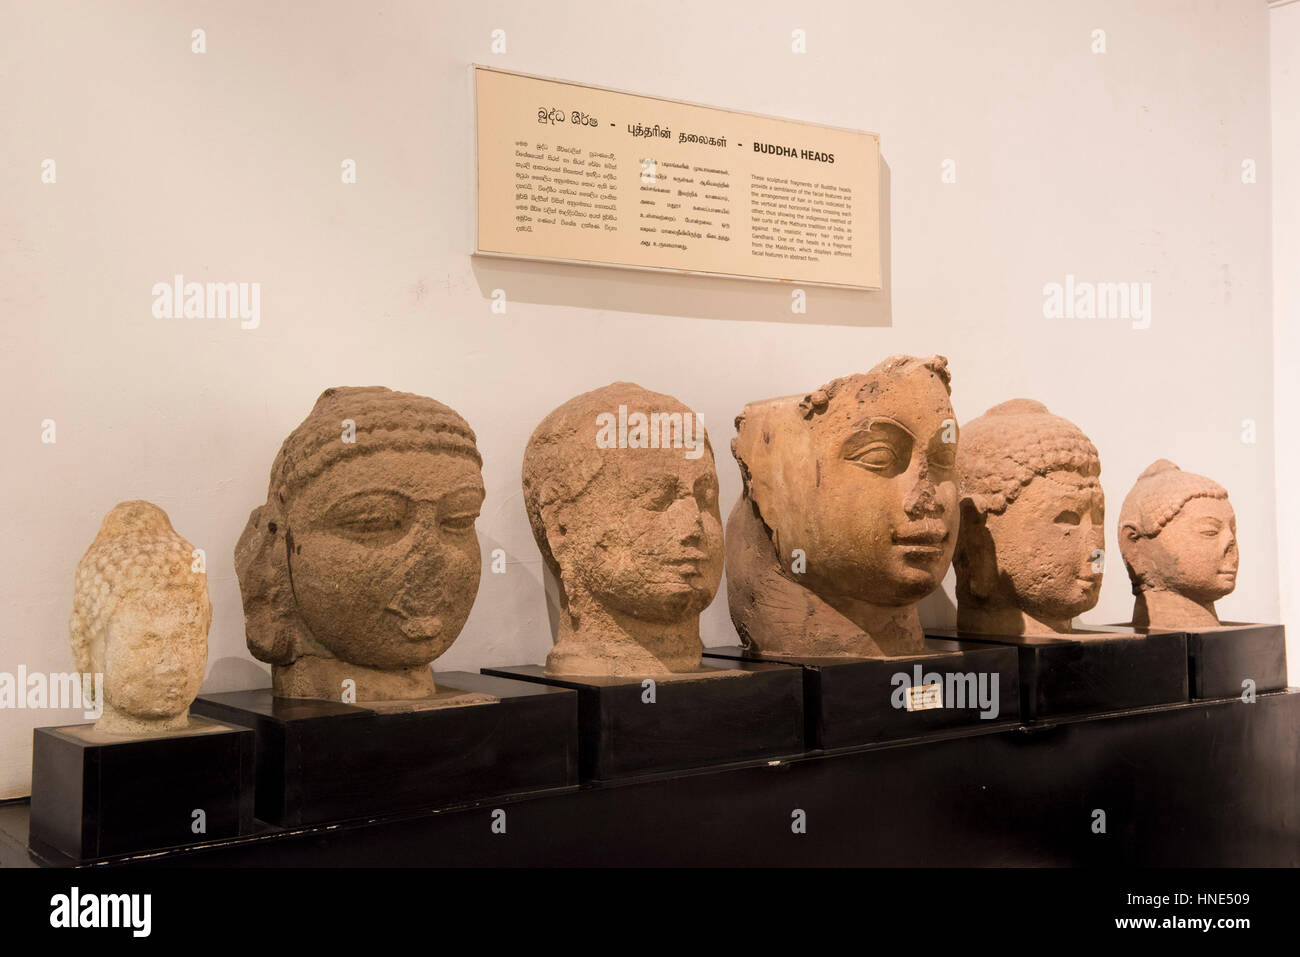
[{"left": 234, "top": 503, "right": 306, "bottom": 665}]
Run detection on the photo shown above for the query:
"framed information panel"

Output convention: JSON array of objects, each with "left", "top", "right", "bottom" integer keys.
[{"left": 474, "top": 65, "right": 881, "bottom": 290}]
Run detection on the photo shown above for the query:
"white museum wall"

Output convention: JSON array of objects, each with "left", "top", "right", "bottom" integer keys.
[
  {"left": 1273, "top": 0, "right": 1300, "bottom": 709},
  {"left": 0, "top": 0, "right": 1284, "bottom": 798}
]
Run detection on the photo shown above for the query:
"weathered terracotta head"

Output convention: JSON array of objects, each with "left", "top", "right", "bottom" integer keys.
[
  {"left": 71, "top": 501, "right": 210, "bottom": 734},
  {"left": 954, "top": 399, "right": 1103, "bottom": 635},
  {"left": 522, "top": 382, "right": 723, "bottom": 676},
  {"left": 235, "top": 387, "right": 484, "bottom": 701},
  {"left": 727, "top": 355, "right": 958, "bottom": 657},
  {"left": 1119, "top": 459, "right": 1237, "bottom": 629}
]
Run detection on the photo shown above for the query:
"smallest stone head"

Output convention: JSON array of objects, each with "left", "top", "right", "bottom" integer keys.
[
  {"left": 955, "top": 399, "right": 1104, "bottom": 635},
  {"left": 1119, "top": 459, "right": 1238, "bottom": 629},
  {"left": 70, "top": 501, "right": 210, "bottom": 735},
  {"left": 521, "top": 382, "right": 723, "bottom": 676}
]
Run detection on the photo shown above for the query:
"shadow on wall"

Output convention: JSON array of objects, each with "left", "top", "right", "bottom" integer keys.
[
  {"left": 471, "top": 158, "right": 892, "bottom": 328},
  {"left": 203, "top": 656, "right": 271, "bottom": 695}
]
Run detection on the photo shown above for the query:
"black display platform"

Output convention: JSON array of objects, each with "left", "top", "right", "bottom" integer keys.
[
  {"left": 480, "top": 660, "right": 803, "bottom": 780},
  {"left": 926, "top": 627, "right": 1187, "bottom": 721},
  {"left": 28, "top": 716, "right": 254, "bottom": 861},
  {"left": 190, "top": 671, "right": 578, "bottom": 826},
  {"left": 6, "top": 690, "right": 1296, "bottom": 867},
  {"left": 1111, "top": 622, "right": 1287, "bottom": 702},
  {"left": 703, "top": 640, "right": 1020, "bottom": 749}
]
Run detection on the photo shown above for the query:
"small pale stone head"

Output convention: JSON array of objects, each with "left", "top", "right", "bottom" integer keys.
[
  {"left": 522, "top": 382, "right": 723, "bottom": 675},
  {"left": 955, "top": 399, "right": 1103, "bottom": 634},
  {"left": 70, "top": 501, "right": 210, "bottom": 734},
  {"left": 1119, "top": 460, "right": 1237, "bottom": 626},
  {"left": 734, "top": 355, "right": 959, "bottom": 609},
  {"left": 235, "top": 387, "right": 484, "bottom": 699}
]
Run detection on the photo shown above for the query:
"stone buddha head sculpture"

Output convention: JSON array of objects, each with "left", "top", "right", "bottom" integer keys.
[
  {"left": 235, "top": 386, "right": 485, "bottom": 701},
  {"left": 954, "top": 399, "right": 1104, "bottom": 636},
  {"left": 1119, "top": 460, "right": 1238, "bottom": 629},
  {"left": 727, "top": 355, "right": 958, "bottom": 658},
  {"left": 521, "top": 382, "right": 723, "bottom": 676},
  {"left": 70, "top": 501, "right": 210, "bottom": 734}
]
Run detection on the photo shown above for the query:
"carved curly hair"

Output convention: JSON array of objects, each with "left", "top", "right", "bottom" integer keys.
[{"left": 957, "top": 399, "right": 1100, "bottom": 516}]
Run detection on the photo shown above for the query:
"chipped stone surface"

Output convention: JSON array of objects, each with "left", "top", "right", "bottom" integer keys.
[
  {"left": 954, "top": 399, "right": 1104, "bottom": 636},
  {"left": 726, "top": 356, "right": 958, "bottom": 658},
  {"left": 522, "top": 382, "right": 723, "bottom": 676},
  {"left": 235, "top": 386, "right": 485, "bottom": 701},
  {"left": 1119, "top": 459, "right": 1238, "bottom": 629},
  {"left": 70, "top": 501, "right": 210, "bottom": 734}
]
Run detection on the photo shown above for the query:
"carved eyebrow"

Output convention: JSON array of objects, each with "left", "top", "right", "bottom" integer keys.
[{"left": 849, "top": 416, "right": 916, "bottom": 440}]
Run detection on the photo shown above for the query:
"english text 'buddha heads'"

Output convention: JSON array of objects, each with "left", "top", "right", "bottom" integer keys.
[
  {"left": 71, "top": 501, "right": 211, "bottom": 734},
  {"left": 1119, "top": 459, "right": 1237, "bottom": 629},
  {"left": 236, "top": 387, "right": 484, "bottom": 701},
  {"left": 955, "top": 399, "right": 1103, "bottom": 636},
  {"left": 727, "top": 355, "right": 958, "bottom": 658},
  {"left": 522, "top": 382, "right": 723, "bottom": 676}
]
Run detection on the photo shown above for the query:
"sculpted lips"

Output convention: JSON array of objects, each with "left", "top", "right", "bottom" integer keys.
[
  {"left": 892, "top": 522, "right": 948, "bottom": 555},
  {"left": 665, "top": 550, "right": 710, "bottom": 576}
]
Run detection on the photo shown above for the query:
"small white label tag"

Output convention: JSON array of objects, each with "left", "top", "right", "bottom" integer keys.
[{"left": 904, "top": 682, "right": 943, "bottom": 711}]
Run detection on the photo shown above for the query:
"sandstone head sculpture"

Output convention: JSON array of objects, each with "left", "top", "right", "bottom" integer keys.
[
  {"left": 954, "top": 399, "right": 1103, "bottom": 636},
  {"left": 522, "top": 382, "right": 723, "bottom": 676},
  {"left": 1119, "top": 459, "right": 1238, "bottom": 629},
  {"left": 235, "top": 386, "right": 485, "bottom": 701},
  {"left": 726, "top": 355, "right": 958, "bottom": 658},
  {"left": 71, "top": 501, "right": 210, "bottom": 734}
]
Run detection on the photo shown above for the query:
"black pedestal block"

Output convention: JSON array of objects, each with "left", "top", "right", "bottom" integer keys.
[
  {"left": 190, "top": 671, "right": 578, "bottom": 826},
  {"left": 1186, "top": 623, "right": 1288, "bottom": 700},
  {"left": 480, "top": 660, "right": 803, "bottom": 781},
  {"left": 10, "top": 691, "right": 1297, "bottom": 867},
  {"left": 1113, "top": 622, "right": 1288, "bottom": 702},
  {"left": 703, "top": 640, "right": 1020, "bottom": 749},
  {"left": 927, "top": 628, "right": 1188, "bottom": 721},
  {"left": 28, "top": 716, "right": 254, "bottom": 861}
]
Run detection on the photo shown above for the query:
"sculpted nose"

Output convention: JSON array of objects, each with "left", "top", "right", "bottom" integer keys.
[
  {"left": 903, "top": 461, "right": 938, "bottom": 516},
  {"left": 405, "top": 518, "right": 451, "bottom": 565},
  {"left": 670, "top": 495, "right": 704, "bottom": 541}
]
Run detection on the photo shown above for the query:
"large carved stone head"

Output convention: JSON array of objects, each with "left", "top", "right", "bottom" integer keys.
[
  {"left": 235, "top": 387, "right": 484, "bottom": 701},
  {"left": 954, "top": 399, "right": 1103, "bottom": 635},
  {"left": 71, "top": 501, "right": 210, "bottom": 734},
  {"left": 727, "top": 355, "right": 958, "bottom": 658},
  {"left": 1119, "top": 459, "right": 1237, "bottom": 629},
  {"left": 521, "top": 382, "right": 723, "bottom": 676}
]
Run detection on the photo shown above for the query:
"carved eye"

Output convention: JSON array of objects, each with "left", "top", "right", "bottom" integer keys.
[
  {"left": 930, "top": 448, "right": 957, "bottom": 471},
  {"left": 692, "top": 473, "right": 718, "bottom": 510},
  {"left": 1054, "top": 510, "right": 1082, "bottom": 526},
  {"left": 439, "top": 489, "right": 483, "bottom": 533},
  {"left": 643, "top": 478, "right": 678, "bottom": 511},
  {"left": 336, "top": 512, "right": 402, "bottom": 534},
  {"left": 842, "top": 422, "right": 912, "bottom": 476},
  {"left": 851, "top": 444, "right": 898, "bottom": 471},
  {"left": 440, "top": 512, "right": 478, "bottom": 533},
  {"left": 325, "top": 492, "right": 410, "bottom": 539}
]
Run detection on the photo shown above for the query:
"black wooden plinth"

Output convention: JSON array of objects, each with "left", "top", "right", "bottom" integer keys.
[
  {"left": 9, "top": 691, "right": 1296, "bottom": 868},
  {"left": 479, "top": 660, "right": 803, "bottom": 781},
  {"left": 28, "top": 716, "right": 254, "bottom": 861},
  {"left": 703, "top": 639, "right": 1020, "bottom": 749},
  {"left": 189, "top": 671, "right": 578, "bottom": 826},
  {"left": 927, "top": 627, "right": 1188, "bottom": 721},
  {"left": 1183, "top": 623, "right": 1287, "bottom": 700}
]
